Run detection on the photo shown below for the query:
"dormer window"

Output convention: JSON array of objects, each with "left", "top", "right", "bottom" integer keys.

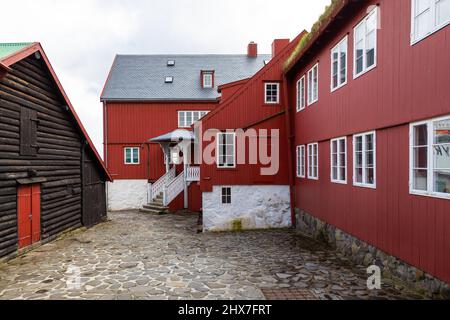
[
  {"left": 167, "top": 60, "right": 175, "bottom": 66},
  {"left": 165, "top": 76, "right": 173, "bottom": 83},
  {"left": 202, "top": 71, "right": 214, "bottom": 88}
]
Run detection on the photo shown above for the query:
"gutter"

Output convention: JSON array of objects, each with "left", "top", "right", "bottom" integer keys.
[{"left": 282, "top": 75, "right": 297, "bottom": 227}]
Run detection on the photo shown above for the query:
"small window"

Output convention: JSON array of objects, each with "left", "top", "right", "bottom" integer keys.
[
  {"left": 124, "top": 147, "right": 139, "bottom": 165},
  {"left": 20, "top": 108, "right": 38, "bottom": 156},
  {"left": 203, "top": 72, "right": 213, "bottom": 88},
  {"left": 307, "top": 63, "right": 319, "bottom": 105},
  {"left": 264, "top": 83, "right": 280, "bottom": 104},
  {"left": 353, "top": 131, "right": 376, "bottom": 188},
  {"left": 167, "top": 60, "right": 175, "bottom": 66},
  {"left": 331, "top": 36, "right": 348, "bottom": 91},
  {"left": 217, "top": 132, "right": 236, "bottom": 168},
  {"left": 307, "top": 143, "right": 319, "bottom": 180},
  {"left": 178, "top": 110, "right": 210, "bottom": 128},
  {"left": 165, "top": 76, "right": 174, "bottom": 83},
  {"left": 410, "top": 116, "right": 450, "bottom": 199},
  {"left": 221, "top": 187, "right": 232, "bottom": 204},
  {"left": 296, "top": 76, "right": 306, "bottom": 112},
  {"left": 331, "top": 137, "right": 347, "bottom": 184},
  {"left": 354, "top": 7, "right": 377, "bottom": 78},
  {"left": 296, "top": 145, "right": 306, "bottom": 178},
  {"left": 411, "top": 0, "right": 450, "bottom": 44}
]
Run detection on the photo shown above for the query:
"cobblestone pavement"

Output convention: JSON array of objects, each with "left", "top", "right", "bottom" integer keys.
[{"left": 0, "top": 211, "right": 425, "bottom": 300}]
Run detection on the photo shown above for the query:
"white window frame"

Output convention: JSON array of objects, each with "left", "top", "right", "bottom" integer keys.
[
  {"left": 203, "top": 72, "right": 213, "bottom": 88},
  {"left": 178, "top": 110, "right": 210, "bottom": 128},
  {"left": 331, "top": 137, "right": 347, "bottom": 184},
  {"left": 409, "top": 115, "right": 450, "bottom": 200},
  {"left": 264, "top": 82, "right": 280, "bottom": 104},
  {"left": 296, "top": 76, "right": 306, "bottom": 112},
  {"left": 217, "top": 132, "right": 236, "bottom": 169},
  {"left": 353, "top": 7, "right": 378, "bottom": 79},
  {"left": 330, "top": 36, "right": 348, "bottom": 92},
  {"left": 353, "top": 131, "right": 376, "bottom": 188},
  {"left": 411, "top": 0, "right": 450, "bottom": 45},
  {"left": 307, "top": 63, "right": 319, "bottom": 106},
  {"left": 124, "top": 147, "right": 140, "bottom": 165},
  {"left": 221, "top": 187, "right": 232, "bottom": 204},
  {"left": 296, "top": 145, "right": 306, "bottom": 178},
  {"left": 307, "top": 143, "right": 319, "bottom": 180}
]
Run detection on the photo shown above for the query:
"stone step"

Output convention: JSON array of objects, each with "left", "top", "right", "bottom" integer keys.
[
  {"left": 139, "top": 208, "right": 167, "bottom": 215},
  {"left": 143, "top": 203, "right": 169, "bottom": 212}
]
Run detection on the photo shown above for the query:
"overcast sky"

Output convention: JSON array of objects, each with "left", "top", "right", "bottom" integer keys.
[{"left": 1, "top": 0, "right": 330, "bottom": 158}]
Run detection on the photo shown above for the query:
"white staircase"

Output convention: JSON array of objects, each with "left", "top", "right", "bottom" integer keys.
[{"left": 141, "top": 166, "right": 200, "bottom": 214}]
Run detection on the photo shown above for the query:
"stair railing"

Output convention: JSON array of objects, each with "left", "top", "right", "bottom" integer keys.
[
  {"left": 163, "top": 171, "right": 185, "bottom": 206},
  {"left": 150, "top": 166, "right": 176, "bottom": 202}
]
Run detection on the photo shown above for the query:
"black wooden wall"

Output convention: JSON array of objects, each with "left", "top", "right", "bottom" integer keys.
[{"left": 0, "top": 53, "right": 107, "bottom": 258}]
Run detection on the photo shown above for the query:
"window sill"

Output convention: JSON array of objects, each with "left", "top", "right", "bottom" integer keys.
[
  {"left": 307, "top": 100, "right": 318, "bottom": 107},
  {"left": 411, "top": 22, "right": 449, "bottom": 46},
  {"left": 410, "top": 190, "right": 450, "bottom": 200},
  {"left": 264, "top": 102, "right": 281, "bottom": 106},
  {"left": 353, "top": 182, "right": 376, "bottom": 189},
  {"left": 217, "top": 167, "right": 237, "bottom": 171},
  {"left": 353, "top": 63, "right": 376, "bottom": 80},
  {"left": 331, "top": 81, "right": 347, "bottom": 93},
  {"left": 331, "top": 180, "right": 347, "bottom": 185},
  {"left": 307, "top": 177, "right": 319, "bottom": 181},
  {"left": 296, "top": 107, "right": 306, "bottom": 113}
]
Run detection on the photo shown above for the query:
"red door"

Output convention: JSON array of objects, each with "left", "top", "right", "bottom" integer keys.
[{"left": 17, "top": 184, "right": 41, "bottom": 249}]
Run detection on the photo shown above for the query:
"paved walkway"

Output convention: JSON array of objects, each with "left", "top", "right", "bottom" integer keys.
[{"left": 0, "top": 211, "right": 424, "bottom": 300}]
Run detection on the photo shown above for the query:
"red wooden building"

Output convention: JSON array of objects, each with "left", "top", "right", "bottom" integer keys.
[
  {"left": 101, "top": 49, "right": 270, "bottom": 211},
  {"left": 284, "top": 0, "right": 450, "bottom": 289}
]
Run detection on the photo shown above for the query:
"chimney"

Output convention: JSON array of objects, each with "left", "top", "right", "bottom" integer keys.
[
  {"left": 272, "top": 39, "right": 290, "bottom": 58},
  {"left": 247, "top": 41, "right": 258, "bottom": 57}
]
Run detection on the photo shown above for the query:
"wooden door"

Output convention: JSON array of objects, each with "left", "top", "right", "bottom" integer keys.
[{"left": 17, "top": 184, "right": 41, "bottom": 249}]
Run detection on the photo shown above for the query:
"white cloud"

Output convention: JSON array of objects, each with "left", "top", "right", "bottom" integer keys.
[{"left": 1, "top": 0, "right": 331, "bottom": 158}]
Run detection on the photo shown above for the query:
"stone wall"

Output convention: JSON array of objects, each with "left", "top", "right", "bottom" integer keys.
[
  {"left": 295, "top": 209, "right": 450, "bottom": 299},
  {"left": 203, "top": 185, "right": 291, "bottom": 232},
  {"left": 107, "top": 180, "right": 148, "bottom": 211}
]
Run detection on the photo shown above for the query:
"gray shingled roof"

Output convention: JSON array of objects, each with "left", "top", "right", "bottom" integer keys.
[{"left": 101, "top": 54, "right": 271, "bottom": 101}]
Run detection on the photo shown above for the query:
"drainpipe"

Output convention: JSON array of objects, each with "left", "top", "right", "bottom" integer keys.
[{"left": 282, "top": 75, "right": 297, "bottom": 227}]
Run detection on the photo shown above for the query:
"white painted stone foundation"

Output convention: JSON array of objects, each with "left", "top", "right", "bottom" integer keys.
[
  {"left": 202, "top": 185, "right": 291, "bottom": 232},
  {"left": 107, "top": 180, "right": 148, "bottom": 211}
]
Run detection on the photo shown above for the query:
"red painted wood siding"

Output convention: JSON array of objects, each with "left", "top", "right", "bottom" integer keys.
[
  {"left": 105, "top": 102, "right": 216, "bottom": 180},
  {"left": 290, "top": 0, "right": 450, "bottom": 283}
]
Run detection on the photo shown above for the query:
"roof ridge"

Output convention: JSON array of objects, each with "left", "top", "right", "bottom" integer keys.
[{"left": 115, "top": 53, "right": 272, "bottom": 57}]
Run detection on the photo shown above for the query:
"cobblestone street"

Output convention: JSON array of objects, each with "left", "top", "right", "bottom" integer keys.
[{"left": 0, "top": 211, "right": 425, "bottom": 300}]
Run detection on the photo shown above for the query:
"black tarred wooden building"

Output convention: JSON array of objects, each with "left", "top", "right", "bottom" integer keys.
[{"left": 0, "top": 43, "right": 112, "bottom": 258}]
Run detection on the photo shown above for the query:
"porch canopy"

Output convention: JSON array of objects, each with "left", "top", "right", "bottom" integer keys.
[{"left": 149, "top": 129, "right": 195, "bottom": 173}]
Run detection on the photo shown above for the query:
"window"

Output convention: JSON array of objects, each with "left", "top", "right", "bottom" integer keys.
[
  {"left": 354, "top": 7, "right": 377, "bottom": 78},
  {"left": 307, "top": 63, "right": 319, "bottom": 105},
  {"left": 410, "top": 116, "right": 450, "bottom": 199},
  {"left": 203, "top": 72, "right": 214, "bottom": 88},
  {"left": 20, "top": 108, "right": 38, "bottom": 156},
  {"left": 124, "top": 147, "right": 139, "bottom": 165},
  {"left": 264, "top": 83, "right": 279, "bottom": 104},
  {"left": 221, "top": 187, "right": 232, "bottom": 204},
  {"left": 297, "top": 145, "right": 306, "bottom": 178},
  {"left": 331, "top": 137, "right": 347, "bottom": 183},
  {"left": 296, "top": 76, "right": 306, "bottom": 111},
  {"left": 331, "top": 36, "right": 348, "bottom": 91},
  {"left": 353, "top": 132, "right": 376, "bottom": 188},
  {"left": 165, "top": 76, "right": 173, "bottom": 83},
  {"left": 411, "top": 0, "right": 450, "bottom": 43},
  {"left": 217, "top": 132, "right": 236, "bottom": 168},
  {"left": 307, "top": 143, "right": 319, "bottom": 180},
  {"left": 167, "top": 60, "right": 175, "bottom": 66},
  {"left": 178, "top": 110, "right": 209, "bottom": 128}
]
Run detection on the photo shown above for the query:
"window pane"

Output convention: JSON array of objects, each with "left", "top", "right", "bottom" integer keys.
[
  {"left": 125, "top": 149, "right": 131, "bottom": 163},
  {"left": 340, "top": 51, "right": 347, "bottom": 84},
  {"left": 366, "top": 168, "right": 375, "bottom": 184},
  {"left": 436, "top": 0, "right": 450, "bottom": 25},
  {"left": 433, "top": 143, "right": 450, "bottom": 169},
  {"left": 332, "top": 167, "right": 338, "bottom": 180},
  {"left": 366, "top": 134, "right": 374, "bottom": 150},
  {"left": 339, "top": 153, "right": 346, "bottom": 167},
  {"left": 356, "top": 168, "right": 363, "bottom": 183},
  {"left": 433, "top": 170, "right": 450, "bottom": 194},
  {"left": 186, "top": 112, "right": 192, "bottom": 126},
  {"left": 339, "top": 167, "right": 346, "bottom": 181},
  {"left": 415, "top": 10, "right": 431, "bottom": 39},
  {"left": 133, "top": 148, "right": 139, "bottom": 163},
  {"left": 413, "top": 169, "right": 428, "bottom": 191},
  {"left": 179, "top": 112, "right": 185, "bottom": 127},
  {"left": 355, "top": 136, "right": 363, "bottom": 152},
  {"left": 366, "top": 31, "right": 376, "bottom": 68},
  {"left": 414, "top": 146, "right": 428, "bottom": 168},
  {"left": 414, "top": 124, "right": 428, "bottom": 145},
  {"left": 434, "top": 118, "right": 450, "bottom": 143},
  {"left": 355, "top": 151, "right": 363, "bottom": 167},
  {"left": 366, "top": 151, "right": 374, "bottom": 167}
]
